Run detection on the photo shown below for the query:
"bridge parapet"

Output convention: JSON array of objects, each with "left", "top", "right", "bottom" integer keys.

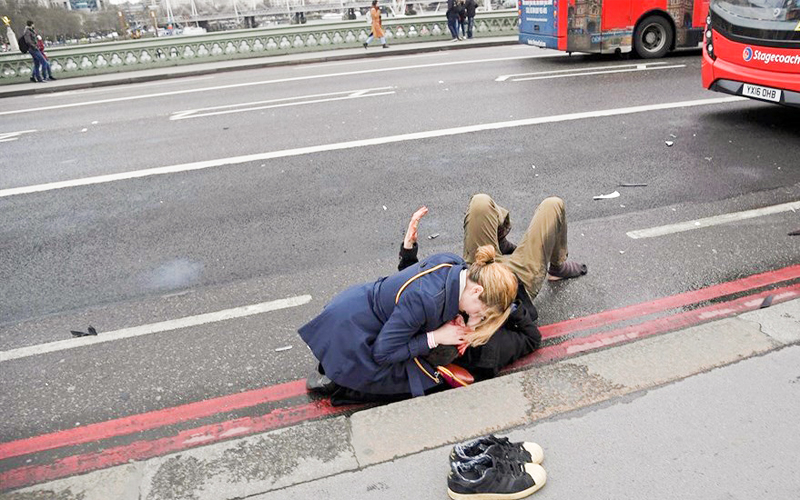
[{"left": 0, "top": 11, "right": 517, "bottom": 85}]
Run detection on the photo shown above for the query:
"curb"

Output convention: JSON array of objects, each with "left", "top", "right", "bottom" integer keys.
[
  {"left": 0, "top": 38, "right": 517, "bottom": 99},
  {"left": 5, "top": 298, "right": 798, "bottom": 499}
]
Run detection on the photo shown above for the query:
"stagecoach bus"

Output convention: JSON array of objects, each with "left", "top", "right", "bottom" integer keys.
[
  {"left": 701, "top": 0, "right": 800, "bottom": 107},
  {"left": 518, "top": 0, "right": 709, "bottom": 58}
]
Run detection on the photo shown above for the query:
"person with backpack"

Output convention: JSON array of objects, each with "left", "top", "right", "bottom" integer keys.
[{"left": 20, "top": 21, "right": 49, "bottom": 83}]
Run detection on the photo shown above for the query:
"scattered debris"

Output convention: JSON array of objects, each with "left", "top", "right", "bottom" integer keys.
[
  {"left": 620, "top": 204, "right": 626, "bottom": 208},
  {"left": 80, "top": 128, "right": 88, "bottom": 133},
  {"left": 91, "top": 121, "right": 99, "bottom": 125},
  {"left": 788, "top": 229, "right": 800, "bottom": 236},
  {"left": 665, "top": 141, "right": 674, "bottom": 147},
  {"left": 428, "top": 233, "right": 440, "bottom": 240},
  {"left": 618, "top": 183, "right": 648, "bottom": 187},
  {"left": 531, "top": 165, "right": 536, "bottom": 169},
  {"left": 669, "top": 133, "right": 677, "bottom": 138},
  {"left": 593, "top": 190, "right": 620, "bottom": 200},
  {"left": 382, "top": 205, "right": 387, "bottom": 211},
  {"left": 705, "top": 157, "right": 713, "bottom": 162},
  {"left": 275, "top": 345, "right": 293, "bottom": 352},
  {"left": 759, "top": 295, "right": 774, "bottom": 309},
  {"left": 70, "top": 326, "right": 98, "bottom": 338},
  {"left": 619, "top": 250, "right": 625, "bottom": 254}
]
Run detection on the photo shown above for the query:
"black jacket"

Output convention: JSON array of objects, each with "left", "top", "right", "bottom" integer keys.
[
  {"left": 466, "top": 0, "right": 478, "bottom": 17},
  {"left": 398, "top": 243, "right": 541, "bottom": 381}
]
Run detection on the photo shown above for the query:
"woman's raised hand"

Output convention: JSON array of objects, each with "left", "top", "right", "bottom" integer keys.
[
  {"left": 431, "top": 319, "right": 472, "bottom": 346},
  {"left": 403, "top": 206, "right": 429, "bottom": 250}
]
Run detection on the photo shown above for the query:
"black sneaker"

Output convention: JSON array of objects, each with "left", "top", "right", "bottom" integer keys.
[
  {"left": 451, "top": 435, "right": 544, "bottom": 465},
  {"left": 447, "top": 454, "right": 546, "bottom": 500}
]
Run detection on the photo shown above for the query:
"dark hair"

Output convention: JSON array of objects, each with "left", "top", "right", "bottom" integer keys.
[
  {"left": 371, "top": 0, "right": 378, "bottom": 5},
  {"left": 27, "top": 20, "right": 34, "bottom": 27}
]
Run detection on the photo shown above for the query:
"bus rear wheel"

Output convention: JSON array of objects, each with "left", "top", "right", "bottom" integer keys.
[{"left": 634, "top": 15, "right": 672, "bottom": 58}]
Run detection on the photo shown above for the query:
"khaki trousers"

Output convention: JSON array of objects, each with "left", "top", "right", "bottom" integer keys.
[{"left": 463, "top": 194, "right": 568, "bottom": 300}]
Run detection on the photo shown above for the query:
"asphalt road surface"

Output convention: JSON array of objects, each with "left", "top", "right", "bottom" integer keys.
[{"left": 1, "top": 45, "right": 798, "bottom": 461}]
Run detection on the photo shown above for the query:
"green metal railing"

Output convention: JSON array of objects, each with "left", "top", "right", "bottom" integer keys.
[{"left": 0, "top": 11, "right": 518, "bottom": 85}]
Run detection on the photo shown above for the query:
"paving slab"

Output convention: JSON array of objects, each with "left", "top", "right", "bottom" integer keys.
[
  {"left": 138, "top": 416, "right": 357, "bottom": 500},
  {"left": 350, "top": 371, "right": 529, "bottom": 466},
  {"left": 739, "top": 299, "right": 800, "bottom": 344},
  {"left": 2, "top": 463, "right": 143, "bottom": 500}
]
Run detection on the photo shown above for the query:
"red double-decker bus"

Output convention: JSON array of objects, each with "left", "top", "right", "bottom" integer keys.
[
  {"left": 702, "top": 0, "right": 800, "bottom": 108},
  {"left": 519, "top": 0, "right": 709, "bottom": 58}
]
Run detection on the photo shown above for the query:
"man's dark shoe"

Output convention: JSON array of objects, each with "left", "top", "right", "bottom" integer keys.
[
  {"left": 30, "top": 76, "right": 36, "bottom": 82},
  {"left": 48, "top": 76, "right": 57, "bottom": 81},
  {"left": 547, "top": 260, "right": 587, "bottom": 281},
  {"left": 447, "top": 454, "right": 546, "bottom": 500},
  {"left": 451, "top": 435, "right": 544, "bottom": 464},
  {"left": 305, "top": 370, "right": 338, "bottom": 395}
]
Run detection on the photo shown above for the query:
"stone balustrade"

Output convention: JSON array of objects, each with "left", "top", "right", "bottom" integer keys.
[{"left": 0, "top": 11, "right": 518, "bottom": 85}]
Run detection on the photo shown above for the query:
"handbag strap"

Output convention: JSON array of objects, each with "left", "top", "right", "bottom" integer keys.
[{"left": 395, "top": 263, "right": 454, "bottom": 384}]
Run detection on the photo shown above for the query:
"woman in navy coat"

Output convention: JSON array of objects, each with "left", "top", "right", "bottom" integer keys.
[{"left": 298, "top": 245, "right": 517, "bottom": 398}]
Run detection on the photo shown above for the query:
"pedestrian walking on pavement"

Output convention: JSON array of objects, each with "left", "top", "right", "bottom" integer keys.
[
  {"left": 22, "top": 21, "right": 48, "bottom": 83},
  {"left": 446, "top": 0, "right": 461, "bottom": 41},
  {"left": 363, "top": 0, "right": 389, "bottom": 49},
  {"left": 300, "top": 246, "right": 518, "bottom": 402},
  {"left": 465, "top": 0, "right": 478, "bottom": 38}
]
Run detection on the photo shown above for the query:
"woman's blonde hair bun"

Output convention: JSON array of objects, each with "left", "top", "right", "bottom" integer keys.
[{"left": 472, "top": 245, "right": 497, "bottom": 266}]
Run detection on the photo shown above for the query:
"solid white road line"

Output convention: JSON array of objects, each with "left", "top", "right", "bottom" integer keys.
[
  {"left": 513, "top": 65, "right": 686, "bottom": 81},
  {"left": 496, "top": 62, "right": 669, "bottom": 81},
  {"left": 0, "top": 96, "right": 744, "bottom": 199},
  {"left": 498, "top": 63, "right": 686, "bottom": 82},
  {"left": 0, "top": 294, "right": 312, "bottom": 363},
  {"left": 169, "top": 87, "right": 395, "bottom": 120},
  {"left": 627, "top": 201, "right": 800, "bottom": 239},
  {"left": 0, "top": 53, "right": 567, "bottom": 117},
  {"left": 32, "top": 76, "right": 217, "bottom": 98}
]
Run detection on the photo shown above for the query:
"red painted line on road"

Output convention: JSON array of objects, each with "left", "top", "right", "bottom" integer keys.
[
  {"left": 2, "top": 284, "right": 797, "bottom": 492},
  {"left": 1, "top": 265, "right": 797, "bottom": 463},
  {"left": 507, "top": 285, "right": 798, "bottom": 370},
  {"left": 0, "top": 379, "right": 308, "bottom": 461},
  {"left": 0, "top": 399, "right": 350, "bottom": 492},
  {"left": 538, "top": 264, "right": 800, "bottom": 339}
]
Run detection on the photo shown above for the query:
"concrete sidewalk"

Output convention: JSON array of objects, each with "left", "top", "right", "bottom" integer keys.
[
  {"left": 5, "top": 298, "right": 798, "bottom": 499},
  {"left": 0, "top": 36, "right": 517, "bottom": 99}
]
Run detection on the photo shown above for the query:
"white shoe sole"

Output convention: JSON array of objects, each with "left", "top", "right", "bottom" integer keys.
[{"left": 447, "top": 464, "right": 547, "bottom": 500}]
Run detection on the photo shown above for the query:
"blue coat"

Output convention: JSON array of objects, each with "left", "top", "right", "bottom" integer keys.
[{"left": 298, "top": 253, "right": 467, "bottom": 396}]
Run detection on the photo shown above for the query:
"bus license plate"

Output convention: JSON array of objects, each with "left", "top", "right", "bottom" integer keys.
[{"left": 742, "top": 84, "right": 781, "bottom": 103}]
